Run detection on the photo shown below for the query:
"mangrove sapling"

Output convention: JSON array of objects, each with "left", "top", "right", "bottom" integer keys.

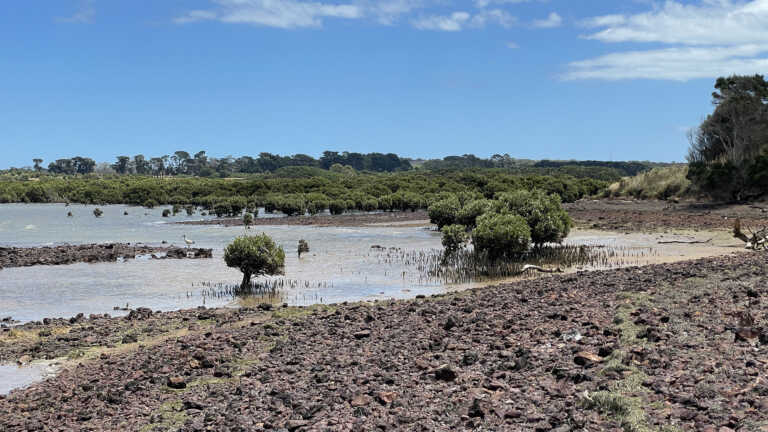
[
  {"left": 298, "top": 239, "right": 309, "bottom": 258},
  {"left": 224, "top": 234, "right": 285, "bottom": 289},
  {"left": 441, "top": 224, "right": 468, "bottom": 255},
  {"left": 93, "top": 208, "right": 103, "bottom": 218},
  {"left": 243, "top": 212, "right": 254, "bottom": 229},
  {"left": 162, "top": 209, "right": 171, "bottom": 217},
  {"left": 185, "top": 205, "right": 195, "bottom": 216}
]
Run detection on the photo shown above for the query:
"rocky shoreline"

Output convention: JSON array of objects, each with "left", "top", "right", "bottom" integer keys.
[
  {"left": 1, "top": 252, "right": 767, "bottom": 431},
  {"left": 0, "top": 243, "right": 213, "bottom": 269}
]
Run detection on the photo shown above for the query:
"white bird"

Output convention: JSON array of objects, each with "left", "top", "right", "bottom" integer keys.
[{"left": 182, "top": 234, "right": 195, "bottom": 248}]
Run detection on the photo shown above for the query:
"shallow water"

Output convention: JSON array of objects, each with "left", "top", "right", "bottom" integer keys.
[
  {"left": 0, "top": 361, "right": 60, "bottom": 395},
  {"left": 0, "top": 204, "right": 742, "bottom": 324},
  {"left": 0, "top": 204, "right": 446, "bottom": 322}
]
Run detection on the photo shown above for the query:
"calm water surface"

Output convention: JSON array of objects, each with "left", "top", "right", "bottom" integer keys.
[{"left": 0, "top": 204, "right": 444, "bottom": 322}]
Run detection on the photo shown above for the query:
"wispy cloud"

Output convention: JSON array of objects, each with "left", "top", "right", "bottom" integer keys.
[
  {"left": 566, "top": 0, "right": 768, "bottom": 81},
  {"left": 176, "top": 0, "right": 525, "bottom": 30},
  {"left": 532, "top": 12, "right": 561, "bottom": 28},
  {"left": 412, "top": 9, "right": 516, "bottom": 31},
  {"left": 174, "top": 0, "right": 363, "bottom": 29},
  {"left": 57, "top": 0, "right": 95, "bottom": 24}
]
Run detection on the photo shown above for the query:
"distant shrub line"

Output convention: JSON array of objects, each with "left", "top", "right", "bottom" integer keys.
[{"left": 0, "top": 171, "right": 607, "bottom": 216}]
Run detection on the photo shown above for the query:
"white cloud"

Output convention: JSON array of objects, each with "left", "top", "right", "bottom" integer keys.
[
  {"left": 474, "top": 0, "right": 529, "bottom": 8},
  {"left": 177, "top": 0, "right": 526, "bottom": 29},
  {"left": 412, "top": 11, "right": 470, "bottom": 31},
  {"left": 582, "top": 0, "right": 768, "bottom": 46},
  {"left": 58, "top": 0, "right": 95, "bottom": 23},
  {"left": 412, "top": 8, "right": 515, "bottom": 31},
  {"left": 532, "top": 12, "right": 561, "bottom": 28},
  {"left": 174, "top": 0, "right": 363, "bottom": 29},
  {"left": 506, "top": 41, "right": 519, "bottom": 48},
  {"left": 361, "top": 0, "right": 426, "bottom": 25},
  {"left": 568, "top": 0, "right": 768, "bottom": 80},
  {"left": 564, "top": 44, "right": 768, "bottom": 81}
]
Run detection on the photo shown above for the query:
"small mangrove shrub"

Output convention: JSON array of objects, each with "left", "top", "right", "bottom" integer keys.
[
  {"left": 224, "top": 234, "right": 285, "bottom": 289},
  {"left": 428, "top": 196, "right": 461, "bottom": 229},
  {"left": 441, "top": 224, "right": 468, "bottom": 255},
  {"left": 243, "top": 212, "right": 254, "bottom": 229},
  {"left": 496, "top": 190, "right": 572, "bottom": 246},
  {"left": 162, "top": 209, "right": 171, "bottom": 217},
  {"left": 93, "top": 208, "right": 103, "bottom": 217},
  {"left": 472, "top": 212, "right": 531, "bottom": 258}
]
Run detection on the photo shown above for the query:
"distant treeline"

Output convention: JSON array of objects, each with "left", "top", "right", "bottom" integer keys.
[
  {"left": 419, "top": 154, "right": 665, "bottom": 182},
  {"left": 533, "top": 160, "right": 657, "bottom": 177},
  {"left": 0, "top": 169, "right": 608, "bottom": 213},
  {"left": 33, "top": 151, "right": 412, "bottom": 177},
  {"left": 10, "top": 151, "right": 663, "bottom": 184}
]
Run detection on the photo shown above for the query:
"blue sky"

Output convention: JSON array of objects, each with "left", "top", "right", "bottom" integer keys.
[{"left": 3, "top": 0, "right": 768, "bottom": 168}]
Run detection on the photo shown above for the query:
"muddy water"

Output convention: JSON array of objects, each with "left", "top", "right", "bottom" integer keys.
[{"left": 0, "top": 204, "right": 745, "bottom": 324}]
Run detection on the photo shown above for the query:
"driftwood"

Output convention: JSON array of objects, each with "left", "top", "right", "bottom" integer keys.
[
  {"left": 733, "top": 218, "right": 768, "bottom": 250},
  {"left": 657, "top": 238, "right": 712, "bottom": 245},
  {"left": 518, "top": 264, "right": 563, "bottom": 274}
]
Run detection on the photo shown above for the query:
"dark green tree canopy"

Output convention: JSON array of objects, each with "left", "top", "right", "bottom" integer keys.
[
  {"left": 688, "top": 74, "right": 768, "bottom": 201},
  {"left": 224, "top": 234, "right": 285, "bottom": 289}
]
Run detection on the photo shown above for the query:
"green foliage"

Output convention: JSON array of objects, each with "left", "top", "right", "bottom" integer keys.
[
  {"left": 329, "top": 200, "right": 347, "bottom": 215},
  {"left": 93, "top": 208, "right": 103, "bottom": 218},
  {"left": 496, "top": 189, "right": 571, "bottom": 245},
  {"left": 428, "top": 197, "right": 461, "bottom": 229},
  {"left": 162, "top": 209, "right": 171, "bottom": 217},
  {"left": 688, "top": 75, "right": 768, "bottom": 201},
  {"left": 441, "top": 224, "right": 468, "bottom": 254},
  {"left": 224, "top": 234, "right": 285, "bottom": 289},
  {"left": 243, "top": 212, "right": 253, "bottom": 228},
  {"left": 456, "top": 199, "right": 492, "bottom": 228},
  {"left": 472, "top": 212, "right": 531, "bottom": 258},
  {"left": 0, "top": 170, "right": 605, "bottom": 212}
]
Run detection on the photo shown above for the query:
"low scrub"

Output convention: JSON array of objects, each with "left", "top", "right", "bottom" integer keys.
[{"left": 606, "top": 165, "right": 691, "bottom": 200}]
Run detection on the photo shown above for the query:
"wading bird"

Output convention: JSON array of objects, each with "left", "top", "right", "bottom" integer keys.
[{"left": 182, "top": 234, "right": 195, "bottom": 248}]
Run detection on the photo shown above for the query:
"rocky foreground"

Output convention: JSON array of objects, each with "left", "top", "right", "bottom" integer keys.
[
  {"left": 2, "top": 252, "right": 768, "bottom": 431},
  {"left": 0, "top": 243, "right": 213, "bottom": 269}
]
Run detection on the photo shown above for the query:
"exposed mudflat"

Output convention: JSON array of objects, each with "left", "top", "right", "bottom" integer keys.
[
  {"left": 0, "top": 243, "right": 213, "bottom": 269},
  {"left": 179, "top": 211, "right": 430, "bottom": 228},
  {"left": 566, "top": 199, "right": 768, "bottom": 232},
  {"left": 2, "top": 252, "right": 767, "bottom": 431}
]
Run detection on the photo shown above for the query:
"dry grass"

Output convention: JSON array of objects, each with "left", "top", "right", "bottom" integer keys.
[{"left": 606, "top": 165, "right": 691, "bottom": 200}]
